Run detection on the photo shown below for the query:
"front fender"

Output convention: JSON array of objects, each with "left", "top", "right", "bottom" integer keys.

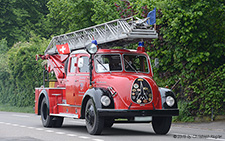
[
  {"left": 158, "top": 87, "right": 178, "bottom": 109},
  {"left": 80, "top": 87, "right": 114, "bottom": 119}
]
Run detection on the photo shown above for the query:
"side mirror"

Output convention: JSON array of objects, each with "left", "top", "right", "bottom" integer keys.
[
  {"left": 154, "top": 58, "right": 159, "bottom": 68},
  {"left": 78, "top": 58, "right": 84, "bottom": 68}
]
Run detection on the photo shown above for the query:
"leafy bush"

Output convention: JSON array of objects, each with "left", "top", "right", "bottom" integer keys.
[
  {"left": 0, "top": 34, "right": 48, "bottom": 107},
  {"left": 187, "top": 64, "right": 225, "bottom": 116}
]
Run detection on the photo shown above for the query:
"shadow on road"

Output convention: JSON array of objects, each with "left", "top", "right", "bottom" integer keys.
[
  {"left": 102, "top": 127, "right": 156, "bottom": 136},
  {"left": 60, "top": 124, "right": 156, "bottom": 136}
]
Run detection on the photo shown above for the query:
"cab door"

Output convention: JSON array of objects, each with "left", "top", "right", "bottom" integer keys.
[
  {"left": 75, "top": 55, "right": 90, "bottom": 105},
  {"left": 65, "top": 55, "right": 78, "bottom": 105}
]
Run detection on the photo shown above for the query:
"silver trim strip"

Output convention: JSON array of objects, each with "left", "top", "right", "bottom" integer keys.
[
  {"left": 52, "top": 94, "right": 62, "bottom": 96},
  {"left": 35, "top": 88, "right": 65, "bottom": 90},
  {"left": 50, "top": 113, "right": 78, "bottom": 118},
  {"left": 57, "top": 104, "right": 81, "bottom": 108}
]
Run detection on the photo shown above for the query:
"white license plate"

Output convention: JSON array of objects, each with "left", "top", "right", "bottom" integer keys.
[{"left": 134, "top": 116, "right": 152, "bottom": 121}]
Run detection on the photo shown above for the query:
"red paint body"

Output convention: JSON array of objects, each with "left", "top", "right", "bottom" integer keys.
[{"left": 35, "top": 48, "right": 170, "bottom": 119}]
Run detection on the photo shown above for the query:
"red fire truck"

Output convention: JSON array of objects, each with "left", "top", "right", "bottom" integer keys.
[{"left": 35, "top": 16, "right": 179, "bottom": 135}]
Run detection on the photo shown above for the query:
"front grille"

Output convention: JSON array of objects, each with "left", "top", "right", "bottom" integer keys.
[{"left": 131, "top": 78, "right": 153, "bottom": 104}]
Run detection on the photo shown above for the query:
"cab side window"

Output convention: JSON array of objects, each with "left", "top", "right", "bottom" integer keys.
[
  {"left": 78, "top": 56, "right": 89, "bottom": 73},
  {"left": 70, "top": 57, "right": 77, "bottom": 73}
]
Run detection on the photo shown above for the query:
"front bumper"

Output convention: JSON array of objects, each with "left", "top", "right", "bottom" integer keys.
[{"left": 97, "top": 109, "right": 179, "bottom": 117}]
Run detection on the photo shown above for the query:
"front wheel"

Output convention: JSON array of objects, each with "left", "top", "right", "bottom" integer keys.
[
  {"left": 152, "top": 116, "right": 172, "bottom": 135},
  {"left": 104, "top": 118, "right": 114, "bottom": 128},
  {"left": 85, "top": 99, "right": 104, "bottom": 135}
]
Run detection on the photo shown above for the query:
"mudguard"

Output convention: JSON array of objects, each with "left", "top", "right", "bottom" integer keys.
[
  {"left": 80, "top": 87, "right": 114, "bottom": 119},
  {"left": 38, "top": 89, "right": 50, "bottom": 115},
  {"left": 158, "top": 87, "right": 178, "bottom": 109}
]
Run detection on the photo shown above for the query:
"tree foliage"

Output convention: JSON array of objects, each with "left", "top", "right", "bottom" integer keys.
[
  {"left": 0, "top": 0, "right": 49, "bottom": 47},
  {"left": 46, "top": 0, "right": 96, "bottom": 34},
  {"left": 0, "top": 0, "right": 224, "bottom": 118},
  {"left": 0, "top": 35, "right": 48, "bottom": 106},
  {"left": 150, "top": 0, "right": 225, "bottom": 116},
  {"left": 91, "top": 0, "right": 120, "bottom": 24}
]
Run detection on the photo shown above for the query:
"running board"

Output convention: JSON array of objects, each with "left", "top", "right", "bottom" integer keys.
[{"left": 50, "top": 113, "right": 78, "bottom": 118}]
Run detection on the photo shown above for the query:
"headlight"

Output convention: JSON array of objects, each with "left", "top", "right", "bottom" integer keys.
[
  {"left": 166, "top": 96, "right": 175, "bottom": 107},
  {"left": 101, "top": 96, "right": 111, "bottom": 107}
]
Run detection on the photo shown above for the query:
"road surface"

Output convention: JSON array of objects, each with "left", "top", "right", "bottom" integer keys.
[{"left": 0, "top": 111, "right": 224, "bottom": 141}]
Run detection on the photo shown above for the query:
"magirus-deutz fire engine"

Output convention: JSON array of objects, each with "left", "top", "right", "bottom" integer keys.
[{"left": 35, "top": 13, "right": 179, "bottom": 135}]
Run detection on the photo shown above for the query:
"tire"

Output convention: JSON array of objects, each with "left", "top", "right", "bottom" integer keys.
[
  {"left": 53, "top": 117, "right": 64, "bottom": 128},
  {"left": 40, "top": 97, "right": 54, "bottom": 127},
  {"left": 152, "top": 116, "right": 172, "bottom": 135},
  {"left": 104, "top": 118, "right": 114, "bottom": 128},
  {"left": 85, "top": 99, "right": 104, "bottom": 135},
  {"left": 41, "top": 97, "right": 64, "bottom": 128}
]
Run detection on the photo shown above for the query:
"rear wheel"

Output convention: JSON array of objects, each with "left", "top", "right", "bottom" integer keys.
[
  {"left": 152, "top": 116, "right": 172, "bottom": 135},
  {"left": 53, "top": 117, "right": 64, "bottom": 127},
  {"left": 41, "top": 97, "right": 54, "bottom": 127},
  {"left": 85, "top": 99, "right": 104, "bottom": 135},
  {"left": 40, "top": 97, "right": 64, "bottom": 127}
]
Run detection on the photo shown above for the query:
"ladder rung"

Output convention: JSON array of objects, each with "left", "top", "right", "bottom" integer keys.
[{"left": 130, "top": 31, "right": 156, "bottom": 35}]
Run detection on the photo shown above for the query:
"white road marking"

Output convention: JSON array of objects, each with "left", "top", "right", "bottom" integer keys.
[
  {"left": 67, "top": 134, "right": 78, "bottom": 137},
  {"left": 45, "top": 130, "right": 54, "bottom": 133},
  {"left": 12, "top": 124, "right": 19, "bottom": 126},
  {"left": 0, "top": 121, "right": 104, "bottom": 141},
  {"left": 78, "top": 136, "right": 90, "bottom": 139},
  {"left": 92, "top": 139, "right": 105, "bottom": 141},
  {"left": 56, "top": 132, "right": 65, "bottom": 135},
  {"left": 27, "top": 126, "right": 34, "bottom": 129},
  {"left": 12, "top": 114, "right": 30, "bottom": 118},
  {"left": 20, "top": 125, "right": 26, "bottom": 128},
  {"left": 36, "top": 128, "right": 44, "bottom": 131}
]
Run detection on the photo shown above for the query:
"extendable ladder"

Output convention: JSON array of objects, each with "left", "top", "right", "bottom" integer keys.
[{"left": 45, "top": 17, "right": 158, "bottom": 55}]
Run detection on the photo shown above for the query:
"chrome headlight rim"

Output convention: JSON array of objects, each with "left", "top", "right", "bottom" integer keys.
[
  {"left": 165, "top": 96, "right": 175, "bottom": 107},
  {"left": 100, "top": 95, "right": 111, "bottom": 107}
]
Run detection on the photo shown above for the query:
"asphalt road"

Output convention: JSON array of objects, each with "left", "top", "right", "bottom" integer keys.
[{"left": 0, "top": 111, "right": 224, "bottom": 141}]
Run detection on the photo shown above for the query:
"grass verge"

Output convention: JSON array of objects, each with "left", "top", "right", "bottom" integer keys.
[{"left": 0, "top": 104, "right": 34, "bottom": 113}]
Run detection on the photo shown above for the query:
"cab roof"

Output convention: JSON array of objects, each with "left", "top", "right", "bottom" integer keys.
[
  {"left": 97, "top": 48, "right": 144, "bottom": 54},
  {"left": 71, "top": 48, "right": 146, "bottom": 55}
]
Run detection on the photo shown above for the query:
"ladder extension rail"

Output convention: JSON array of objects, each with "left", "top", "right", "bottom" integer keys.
[{"left": 45, "top": 17, "right": 158, "bottom": 54}]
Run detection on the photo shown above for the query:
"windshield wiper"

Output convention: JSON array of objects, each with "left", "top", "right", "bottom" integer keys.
[
  {"left": 95, "top": 59, "right": 110, "bottom": 72},
  {"left": 124, "top": 58, "right": 138, "bottom": 73}
]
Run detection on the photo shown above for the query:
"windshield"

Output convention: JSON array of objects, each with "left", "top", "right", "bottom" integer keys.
[
  {"left": 95, "top": 54, "right": 122, "bottom": 72},
  {"left": 124, "top": 54, "right": 149, "bottom": 73},
  {"left": 94, "top": 54, "right": 149, "bottom": 73}
]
